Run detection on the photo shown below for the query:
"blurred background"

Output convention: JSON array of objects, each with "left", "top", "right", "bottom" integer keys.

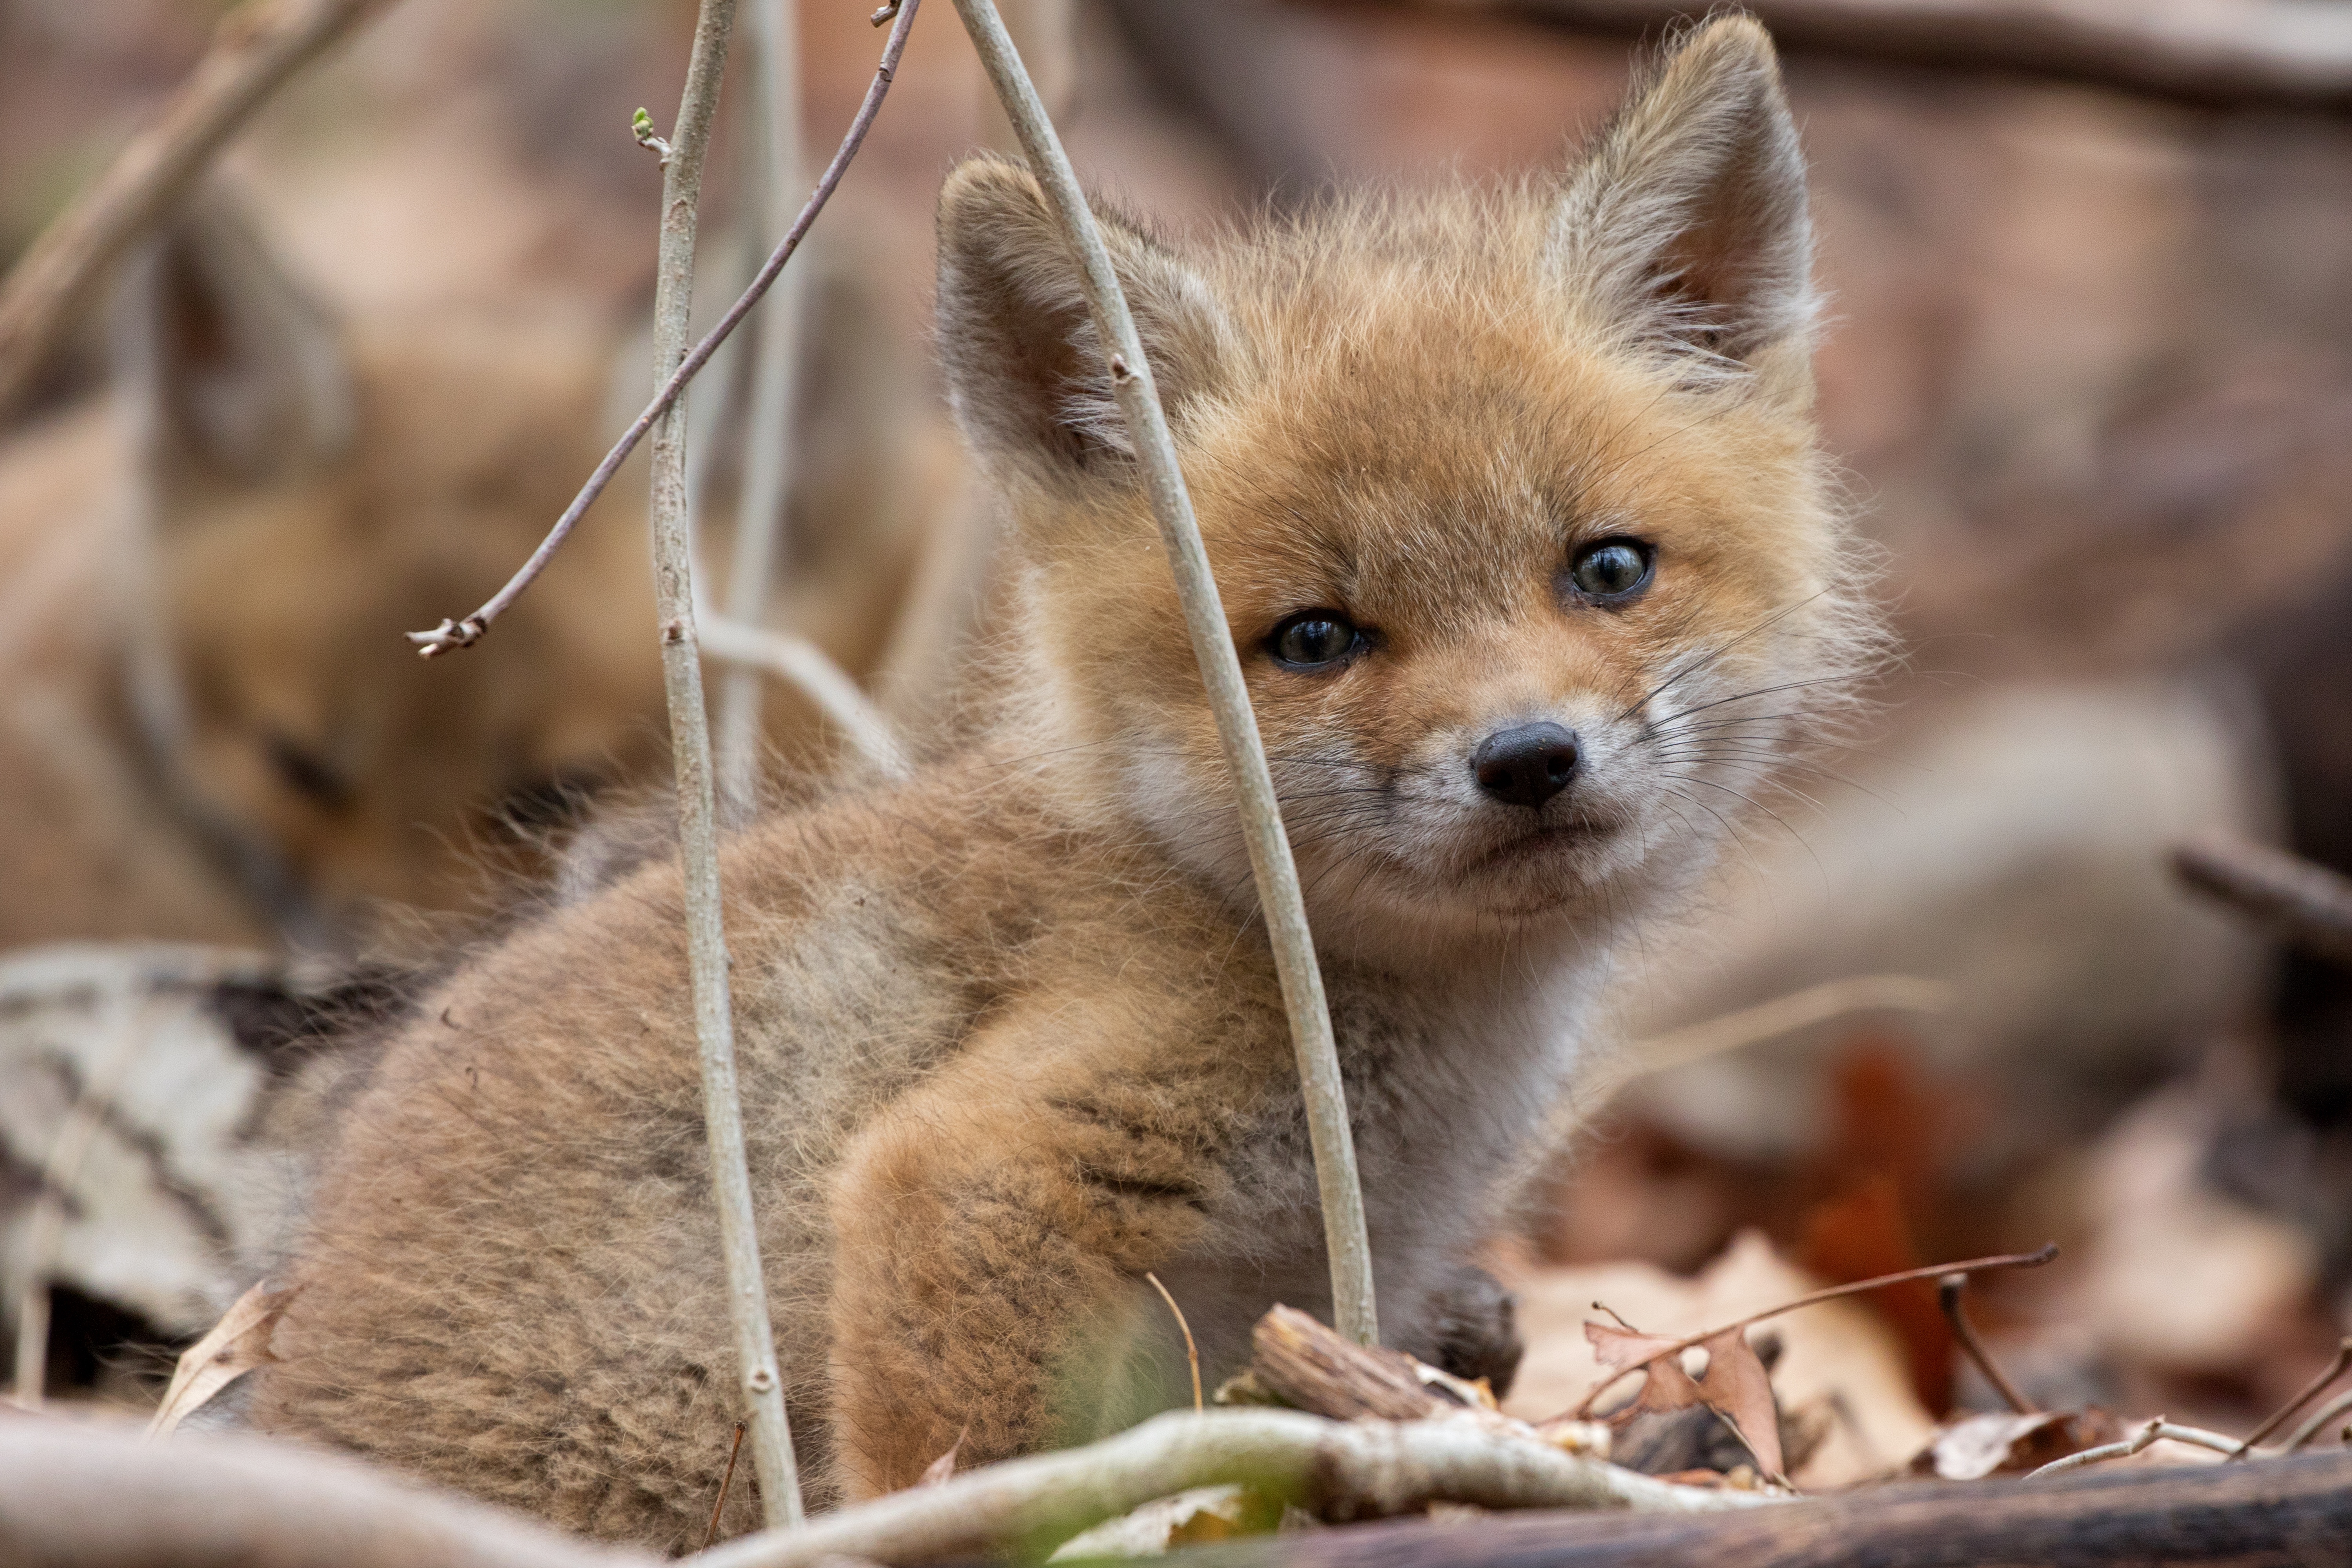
[{"left": 7, "top": 0, "right": 2352, "bottom": 1483}]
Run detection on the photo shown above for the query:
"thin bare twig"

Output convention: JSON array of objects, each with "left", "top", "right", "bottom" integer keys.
[
  {"left": 2285, "top": 1389, "right": 2352, "bottom": 1452},
  {"left": 0, "top": 0, "right": 392, "bottom": 421},
  {"left": 2023, "top": 1417, "right": 2243, "bottom": 1479},
  {"left": 1146, "top": 1271, "right": 1203, "bottom": 1414},
  {"left": 2026, "top": 1416, "right": 2166, "bottom": 1480},
  {"left": 1577, "top": 973, "right": 1955, "bottom": 1109},
  {"left": 704, "top": 1422, "right": 748, "bottom": 1550},
  {"left": 947, "top": 0, "right": 1378, "bottom": 1349},
  {"left": 714, "top": 0, "right": 809, "bottom": 817},
  {"left": 697, "top": 612, "right": 909, "bottom": 780},
  {"left": 1938, "top": 1272, "right": 2034, "bottom": 1416},
  {"left": 639, "top": 0, "right": 803, "bottom": 1528},
  {"left": 1568, "top": 1245, "right": 2059, "bottom": 1419},
  {"left": 2232, "top": 1338, "right": 2352, "bottom": 1459},
  {"left": 407, "top": 0, "right": 923, "bottom": 659},
  {"left": 2174, "top": 837, "right": 2352, "bottom": 967}
]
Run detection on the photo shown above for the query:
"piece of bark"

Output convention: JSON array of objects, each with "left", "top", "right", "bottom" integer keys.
[
  {"left": 1176, "top": 1448, "right": 2352, "bottom": 1568},
  {"left": 1251, "top": 1305, "right": 1464, "bottom": 1421},
  {"left": 1455, "top": 0, "right": 2352, "bottom": 111}
]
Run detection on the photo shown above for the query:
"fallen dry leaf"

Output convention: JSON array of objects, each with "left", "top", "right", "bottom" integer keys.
[
  {"left": 1585, "top": 1318, "right": 1786, "bottom": 1478},
  {"left": 1500, "top": 1231, "right": 1938, "bottom": 1488},
  {"left": 1045, "top": 1484, "right": 1283, "bottom": 1559},
  {"left": 144, "top": 1280, "right": 298, "bottom": 1439}
]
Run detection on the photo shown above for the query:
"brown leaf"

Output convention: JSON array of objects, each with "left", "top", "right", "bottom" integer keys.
[
  {"left": 918, "top": 1426, "right": 968, "bottom": 1487},
  {"left": 1698, "top": 1326, "right": 1785, "bottom": 1479},
  {"left": 1584, "top": 1320, "right": 1704, "bottom": 1420},
  {"left": 1798, "top": 1173, "right": 1954, "bottom": 1416},
  {"left": 1586, "top": 1316, "right": 1785, "bottom": 1478},
  {"left": 144, "top": 1280, "right": 298, "bottom": 1440}
]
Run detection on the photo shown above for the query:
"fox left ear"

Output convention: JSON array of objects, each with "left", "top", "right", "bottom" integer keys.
[
  {"left": 935, "top": 155, "right": 1235, "bottom": 485},
  {"left": 1550, "top": 17, "right": 1815, "bottom": 401},
  {"left": 116, "top": 181, "right": 356, "bottom": 488}
]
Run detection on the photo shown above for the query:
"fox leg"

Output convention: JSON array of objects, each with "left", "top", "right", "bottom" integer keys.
[{"left": 824, "top": 1000, "right": 1258, "bottom": 1497}]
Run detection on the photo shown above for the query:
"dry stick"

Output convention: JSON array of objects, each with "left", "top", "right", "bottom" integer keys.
[
  {"left": 697, "top": 613, "right": 909, "bottom": 778},
  {"left": 1145, "top": 1271, "right": 1204, "bottom": 1414},
  {"left": 714, "top": 0, "right": 808, "bottom": 817},
  {"left": 704, "top": 1423, "right": 750, "bottom": 1551},
  {"left": 2231, "top": 1337, "right": 2352, "bottom": 1459},
  {"left": 2023, "top": 1417, "right": 2245, "bottom": 1480},
  {"left": 2174, "top": 836, "right": 2352, "bottom": 967},
  {"left": 407, "top": 0, "right": 924, "bottom": 659},
  {"left": 640, "top": 0, "right": 801, "bottom": 1528},
  {"left": 0, "top": 0, "right": 392, "bottom": 420},
  {"left": 947, "top": 0, "right": 1378, "bottom": 1350},
  {"left": 1567, "top": 1244, "right": 2059, "bottom": 1420},
  {"left": 1937, "top": 1272, "right": 2034, "bottom": 1416},
  {"left": 2286, "top": 1388, "right": 2352, "bottom": 1452},
  {"left": 700, "top": 1408, "right": 1768, "bottom": 1568},
  {"left": 2025, "top": 1416, "right": 2167, "bottom": 1481},
  {"left": 1577, "top": 973, "right": 1954, "bottom": 1110}
]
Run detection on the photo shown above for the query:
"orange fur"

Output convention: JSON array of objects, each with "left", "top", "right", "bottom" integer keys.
[{"left": 252, "top": 19, "right": 1874, "bottom": 1544}]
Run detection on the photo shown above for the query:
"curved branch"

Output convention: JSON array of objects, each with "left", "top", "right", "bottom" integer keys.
[
  {"left": 701, "top": 1410, "right": 1768, "bottom": 1568},
  {"left": 406, "top": 0, "right": 922, "bottom": 658},
  {"left": 698, "top": 614, "right": 911, "bottom": 780}
]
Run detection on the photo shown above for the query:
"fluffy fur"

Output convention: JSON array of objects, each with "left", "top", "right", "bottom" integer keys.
[{"left": 250, "top": 18, "right": 1872, "bottom": 1546}]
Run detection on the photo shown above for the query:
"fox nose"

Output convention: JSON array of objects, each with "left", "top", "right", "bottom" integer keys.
[{"left": 1473, "top": 722, "right": 1581, "bottom": 809}]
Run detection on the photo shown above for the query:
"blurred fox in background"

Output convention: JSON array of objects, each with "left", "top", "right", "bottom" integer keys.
[{"left": 0, "top": 185, "right": 955, "bottom": 958}]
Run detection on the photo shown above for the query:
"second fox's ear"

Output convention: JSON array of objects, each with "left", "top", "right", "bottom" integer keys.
[
  {"left": 935, "top": 156, "right": 1234, "bottom": 483},
  {"left": 1549, "top": 17, "right": 1816, "bottom": 398},
  {"left": 117, "top": 182, "right": 355, "bottom": 489}
]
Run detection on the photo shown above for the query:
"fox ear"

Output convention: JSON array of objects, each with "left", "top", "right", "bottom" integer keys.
[
  {"left": 1550, "top": 17, "right": 1815, "bottom": 397},
  {"left": 116, "top": 181, "right": 354, "bottom": 489},
  {"left": 935, "top": 156, "right": 1233, "bottom": 481}
]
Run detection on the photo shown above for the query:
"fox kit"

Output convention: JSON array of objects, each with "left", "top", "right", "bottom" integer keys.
[
  {"left": 253, "top": 19, "right": 1867, "bottom": 1544},
  {"left": 0, "top": 188, "right": 948, "bottom": 953}
]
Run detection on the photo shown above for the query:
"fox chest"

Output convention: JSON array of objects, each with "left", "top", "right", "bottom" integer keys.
[{"left": 1167, "top": 973, "right": 1595, "bottom": 1367}]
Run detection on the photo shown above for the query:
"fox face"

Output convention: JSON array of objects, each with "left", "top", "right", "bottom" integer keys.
[
  {"left": 116, "top": 196, "right": 666, "bottom": 944},
  {"left": 940, "top": 20, "right": 1867, "bottom": 963}
]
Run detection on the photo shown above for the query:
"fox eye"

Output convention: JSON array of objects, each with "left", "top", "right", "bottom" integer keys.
[
  {"left": 1269, "top": 611, "right": 1362, "bottom": 669},
  {"left": 267, "top": 732, "right": 353, "bottom": 811},
  {"left": 1565, "top": 537, "right": 1655, "bottom": 603}
]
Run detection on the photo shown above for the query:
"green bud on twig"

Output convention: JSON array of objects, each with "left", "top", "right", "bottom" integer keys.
[{"left": 631, "top": 107, "right": 673, "bottom": 165}]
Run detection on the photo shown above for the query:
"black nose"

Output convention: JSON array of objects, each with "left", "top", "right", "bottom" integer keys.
[{"left": 1473, "top": 722, "right": 1581, "bottom": 809}]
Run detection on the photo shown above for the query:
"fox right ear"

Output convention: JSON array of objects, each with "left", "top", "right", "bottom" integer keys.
[
  {"left": 935, "top": 156, "right": 1233, "bottom": 483},
  {"left": 116, "top": 182, "right": 354, "bottom": 489},
  {"left": 1549, "top": 17, "right": 1816, "bottom": 399}
]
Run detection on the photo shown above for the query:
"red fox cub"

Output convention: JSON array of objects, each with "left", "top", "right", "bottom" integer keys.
[
  {"left": 0, "top": 190, "right": 941, "bottom": 954},
  {"left": 253, "top": 19, "right": 1869, "bottom": 1543}
]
